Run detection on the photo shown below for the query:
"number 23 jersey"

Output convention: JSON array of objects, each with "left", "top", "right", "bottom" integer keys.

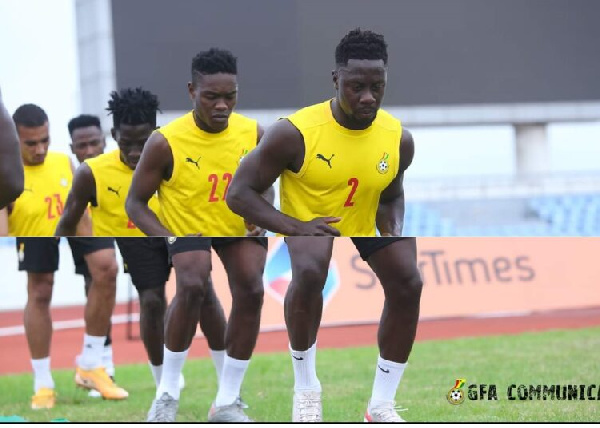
[
  {"left": 8, "top": 151, "right": 72, "bottom": 236},
  {"left": 280, "top": 100, "right": 401, "bottom": 236}
]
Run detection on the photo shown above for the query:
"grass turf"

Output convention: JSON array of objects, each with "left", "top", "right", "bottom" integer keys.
[{"left": 1, "top": 326, "right": 598, "bottom": 422}]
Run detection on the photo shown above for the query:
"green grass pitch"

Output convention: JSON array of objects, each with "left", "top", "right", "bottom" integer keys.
[{"left": 1, "top": 327, "right": 598, "bottom": 422}]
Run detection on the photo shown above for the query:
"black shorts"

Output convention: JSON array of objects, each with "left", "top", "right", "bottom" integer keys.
[
  {"left": 16, "top": 237, "right": 115, "bottom": 275},
  {"left": 166, "top": 237, "right": 268, "bottom": 259},
  {"left": 68, "top": 237, "right": 115, "bottom": 276},
  {"left": 351, "top": 237, "right": 406, "bottom": 261},
  {"left": 116, "top": 238, "right": 170, "bottom": 292}
]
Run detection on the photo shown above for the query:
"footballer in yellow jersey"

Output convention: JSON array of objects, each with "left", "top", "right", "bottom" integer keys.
[
  {"left": 127, "top": 49, "right": 266, "bottom": 423},
  {"left": 2, "top": 103, "right": 125, "bottom": 405},
  {"left": 126, "top": 72, "right": 268, "bottom": 237},
  {"left": 226, "top": 29, "right": 423, "bottom": 422},
  {"left": 57, "top": 89, "right": 229, "bottom": 397},
  {"left": 56, "top": 88, "right": 161, "bottom": 237},
  {"left": 0, "top": 102, "right": 80, "bottom": 237}
]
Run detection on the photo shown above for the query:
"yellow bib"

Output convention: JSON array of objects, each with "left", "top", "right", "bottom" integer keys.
[
  {"left": 281, "top": 100, "right": 401, "bottom": 236},
  {"left": 9, "top": 151, "right": 72, "bottom": 236},
  {"left": 85, "top": 149, "right": 160, "bottom": 236},
  {"left": 157, "top": 111, "right": 257, "bottom": 236}
]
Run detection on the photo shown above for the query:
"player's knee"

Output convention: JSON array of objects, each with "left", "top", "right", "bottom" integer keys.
[
  {"left": 139, "top": 289, "right": 165, "bottom": 317},
  {"left": 176, "top": 272, "right": 209, "bottom": 301},
  {"left": 90, "top": 256, "right": 118, "bottom": 286},
  {"left": 29, "top": 277, "right": 53, "bottom": 306},
  {"left": 384, "top": 269, "right": 423, "bottom": 304},
  {"left": 232, "top": 279, "right": 264, "bottom": 310},
  {"left": 294, "top": 259, "right": 329, "bottom": 292}
]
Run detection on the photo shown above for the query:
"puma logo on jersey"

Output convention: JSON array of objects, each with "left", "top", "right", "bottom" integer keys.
[
  {"left": 316, "top": 153, "right": 334, "bottom": 169},
  {"left": 23, "top": 187, "right": 33, "bottom": 193},
  {"left": 107, "top": 186, "right": 121, "bottom": 197},
  {"left": 185, "top": 156, "right": 201, "bottom": 169}
]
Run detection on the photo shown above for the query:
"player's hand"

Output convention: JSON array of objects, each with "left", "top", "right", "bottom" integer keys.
[
  {"left": 295, "top": 217, "right": 341, "bottom": 236},
  {"left": 245, "top": 221, "right": 267, "bottom": 236}
]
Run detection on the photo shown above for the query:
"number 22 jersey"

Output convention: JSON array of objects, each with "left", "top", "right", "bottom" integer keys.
[{"left": 156, "top": 111, "right": 257, "bottom": 236}]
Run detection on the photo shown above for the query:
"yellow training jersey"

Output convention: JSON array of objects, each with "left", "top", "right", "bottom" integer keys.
[
  {"left": 157, "top": 111, "right": 257, "bottom": 236},
  {"left": 85, "top": 149, "right": 160, "bottom": 236},
  {"left": 8, "top": 151, "right": 72, "bottom": 236},
  {"left": 280, "top": 100, "right": 402, "bottom": 236}
]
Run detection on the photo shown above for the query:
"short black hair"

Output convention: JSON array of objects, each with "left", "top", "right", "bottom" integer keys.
[
  {"left": 68, "top": 114, "right": 101, "bottom": 136},
  {"left": 335, "top": 28, "right": 388, "bottom": 67},
  {"left": 191, "top": 48, "right": 237, "bottom": 82},
  {"left": 12, "top": 104, "right": 48, "bottom": 128},
  {"left": 106, "top": 87, "right": 160, "bottom": 129}
]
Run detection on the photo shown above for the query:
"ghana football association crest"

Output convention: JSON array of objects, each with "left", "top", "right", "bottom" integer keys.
[
  {"left": 376, "top": 152, "right": 390, "bottom": 174},
  {"left": 447, "top": 379, "right": 466, "bottom": 405}
]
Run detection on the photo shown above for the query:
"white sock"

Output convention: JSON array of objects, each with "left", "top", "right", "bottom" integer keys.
[
  {"left": 149, "top": 362, "right": 163, "bottom": 388},
  {"left": 369, "top": 355, "right": 407, "bottom": 407},
  {"left": 150, "top": 363, "right": 185, "bottom": 390},
  {"left": 210, "top": 349, "right": 225, "bottom": 385},
  {"left": 290, "top": 342, "right": 321, "bottom": 393},
  {"left": 77, "top": 334, "right": 106, "bottom": 369},
  {"left": 214, "top": 354, "right": 250, "bottom": 407},
  {"left": 31, "top": 357, "right": 54, "bottom": 392},
  {"left": 103, "top": 345, "right": 115, "bottom": 377},
  {"left": 156, "top": 347, "right": 188, "bottom": 400}
]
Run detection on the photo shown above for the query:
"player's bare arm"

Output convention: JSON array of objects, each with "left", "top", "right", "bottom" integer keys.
[
  {"left": 126, "top": 131, "right": 175, "bottom": 236},
  {"left": 256, "top": 123, "right": 276, "bottom": 205},
  {"left": 376, "top": 129, "right": 415, "bottom": 236},
  {"left": 244, "top": 123, "right": 275, "bottom": 236},
  {"left": 0, "top": 87, "right": 24, "bottom": 208},
  {"left": 227, "top": 119, "right": 341, "bottom": 236},
  {"left": 67, "top": 159, "right": 93, "bottom": 236},
  {"left": 55, "top": 163, "right": 96, "bottom": 236}
]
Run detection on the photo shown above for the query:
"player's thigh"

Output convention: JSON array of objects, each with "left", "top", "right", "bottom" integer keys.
[
  {"left": 166, "top": 237, "right": 212, "bottom": 286},
  {"left": 285, "top": 237, "right": 334, "bottom": 286},
  {"left": 213, "top": 237, "right": 267, "bottom": 286},
  {"left": 356, "top": 237, "right": 421, "bottom": 289},
  {"left": 68, "top": 237, "right": 116, "bottom": 278}
]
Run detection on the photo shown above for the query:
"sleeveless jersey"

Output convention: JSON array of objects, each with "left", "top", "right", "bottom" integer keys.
[
  {"left": 85, "top": 149, "right": 160, "bottom": 236},
  {"left": 8, "top": 151, "right": 72, "bottom": 236},
  {"left": 281, "top": 100, "right": 402, "bottom": 236},
  {"left": 157, "top": 111, "right": 257, "bottom": 236}
]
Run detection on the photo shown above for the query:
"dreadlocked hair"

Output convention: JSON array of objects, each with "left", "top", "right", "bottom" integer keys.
[{"left": 106, "top": 87, "right": 160, "bottom": 129}]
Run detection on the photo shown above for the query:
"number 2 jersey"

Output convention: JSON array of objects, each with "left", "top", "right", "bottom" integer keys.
[
  {"left": 85, "top": 149, "right": 160, "bottom": 236},
  {"left": 8, "top": 151, "right": 72, "bottom": 236},
  {"left": 156, "top": 111, "right": 258, "bottom": 236},
  {"left": 280, "top": 100, "right": 402, "bottom": 236}
]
